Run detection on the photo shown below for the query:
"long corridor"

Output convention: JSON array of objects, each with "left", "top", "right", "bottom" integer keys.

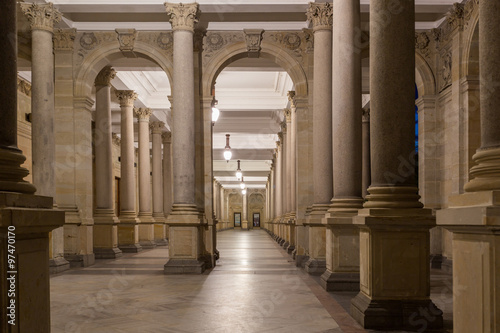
[{"left": 50, "top": 230, "right": 364, "bottom": 332}]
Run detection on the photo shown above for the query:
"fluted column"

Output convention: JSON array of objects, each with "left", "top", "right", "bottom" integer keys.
[
  {"left": 304, "top": 2, "right": 332, "bottom": 276},
  {"left": 20, "top": 2, "right": 69, "bottom": 272},
  {"left": 116, "top": 90, "right": 142, "bottom": 253},
  {"left": 351, "top": 1, "right": 441, "bottom": 329},
  {"left": 242, "top": 190, "right": 248, "bottom": 230},
  {"left": 362, "top": 109, "right": 371, "bottom": 198},
  {"left": 151, "top": 121, "right": 167, "bottom": 245},
  {"left": 436, "top": 2, "right": 500, "bottom": 332},
  {"left": 135, "top": 107, "right": 156, "bottom": 249},
  {"left": 162, "top": 131, "right": 173, "bottom": 242},
  {"left": 320, "top": 0, "right": 364, "bottom": 292},
  {"left": 0, "top": 3, "right": 64, "bottom": 329},
  {"left": 164, "top": 2, "right": 204, "bottom": 274},
  {"left": 93, "top": 67, "right": 122, "bottom": 259}
]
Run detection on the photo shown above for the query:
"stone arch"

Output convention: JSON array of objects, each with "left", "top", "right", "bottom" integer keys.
[
  {"left": 462, "top": 3, "right": 480, "bottom": 77},
  {"left": 415, "top": 53, "right": 437, "bottom": 96},
  {"left": 74, "top": 41, "right": 173, "bottom": 98},
  {"left": 202, "top": 40, "right": 309, "bottom": 98}
]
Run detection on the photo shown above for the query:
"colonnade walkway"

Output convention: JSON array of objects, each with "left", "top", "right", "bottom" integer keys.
[{"left": 50, "top": 229, "right": 452, "bottom": 332}]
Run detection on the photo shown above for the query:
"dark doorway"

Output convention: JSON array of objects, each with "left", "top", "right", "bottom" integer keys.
[
  {"left": 253, "top": 213, "right": 260, "bottom": 228},
  {"left": 234, "top": 213, "right": 241, "bottom": 228}
]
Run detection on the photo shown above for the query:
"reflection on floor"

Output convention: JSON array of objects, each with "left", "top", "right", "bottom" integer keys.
[{"left": 50, "top": 229, "right": 453, "bottom": 333}]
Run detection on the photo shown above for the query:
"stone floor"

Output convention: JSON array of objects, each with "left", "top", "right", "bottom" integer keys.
[{"left": 50, "top": 229, "right": 453, "bottom": 332}]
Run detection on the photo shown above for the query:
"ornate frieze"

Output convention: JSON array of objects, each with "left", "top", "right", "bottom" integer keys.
[
  {"left": 164, "top": 3, "right": 199, "bottom": 32},
  {"left": 95, "top": 66, "right": 116, "bottom": 87},
  {"left": 134, "top": 107, "right": 152, "bottom": 120},
  {"left": 150, "top": 121, "right": 165, "bottom": 134},
  {"left": 446, "top": 3, "right": 465, "bottom": 29},
  {"left": 80, "top": 32, "right": 100, "bottom": 50},
  {"left": 244, "top": 29, "right": 264, "bottom": 56},
  {"left": 17, "top": 78, "right": 31, "bottom": 97},
  {"left": 440, "top": 52, "right": 452, "bottom": 91},
  {"left": 115, "top": 90, "right": 138, "bottom": 107},
  {"left": 303, "top": 28, "right": 314, "bottom": 53},
  {"left": 116, "top": 29, "right": 137, "bottom": 52},
  {"left": 415, "top": 32, "right": 431, "bottom": 59},
  {"left": 306, "top": 3, "right": 333, "bottom": 31},
  {"left": 20, "top": 2, "right": 62, "bottom": 33},
  {"left": 53, "top": 28, "right": 76, "bottom": 51},
  {"left": 203, "top": 31, "right": 244, "bottom": 63}
]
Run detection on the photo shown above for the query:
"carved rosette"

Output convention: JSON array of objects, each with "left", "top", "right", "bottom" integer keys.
[
  {"left": 53, "top": 28, "right": 76, "bottom": 51},
  {"left": 115, "top": 90, "right": 138, "bottom": 107},
  {"left": 244, "top": 29, "right": 264, "bottom": 55},
  {"left": 134, "top": 107, "right": 152, "bottom": 120},
  {"left": 116, "top": 29, "right": 137, "bottom": 52},
  {"left": 112, "top": 133, "right": 121, "bottom": 146},
  {"left": 95, "top": 66, "right": 116, "bottom": 87},
  {"left": 20, "top": 2, "right": 62, "bottom": 33},
  {"left": 162, "top": 131, "right": 172, "bottom": 144},
  {"left": 165, "top": 3, "right": 200, "bottom": 32},
  {"left": 150, "top": 121, "right": 165, "bottom": 134},
  {"left": 306, "top": 3, "right": 333, "bottom": 32},
  {"left": 17, "top": 78, "right": 32, "bottom": 97},
  {"left": 362, "top": 109, "right": 370, "bottom": 123}
]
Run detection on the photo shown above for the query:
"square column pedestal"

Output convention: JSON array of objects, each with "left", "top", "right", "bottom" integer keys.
[
  {"left": 304, "top": 205, "right": 328, "bottom": 275},
  {"left": 0, "top": 192, "right": 65, "bottom": 332},
  {"left": 93, "top": 209, "right": 122, "bottom": 259},
  {"left": 118, "top": 212, "right": 142, "bottom": 253},
  {"left": 164, "top": 205, "right": 206, "bottom": 274},
  {"left": 350, "top": 208, "right": 443, "bottom": 331},
  {"left": 321, "top": 213, "right": 360, "bottom": 291},
  {"left": 437, "top": 191, "right": 500, "bottom": 333}
]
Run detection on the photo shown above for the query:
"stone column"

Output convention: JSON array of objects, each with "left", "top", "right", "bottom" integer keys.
[
  {"left": 116, "top": 90, "right": 142, "bottom": 253},
  {"left": 0, "top": 1, "right": 64, "bottom": 330},
  {"left": 304, "top": 2, "right": 333, "bottom": 275},
  {"left": 280, "top": 121, "right": 289, "bottom": 247},
  {"left": 320, "top": 0, "right": 364, "bottom": 292},
  {"left": 164, "top": 2, "right": 204, "bottom": 274},
  {"left": 437, "top": 1, "right": 500, "bottom": 332},
  {"left": 20, "top": 2, "right": 70, "bottom": 273},
  {"left": 288, "top": 91, "right": 297, "bottom": 254},
  {"left": 275, "top": 140, "right": 283, "bottom": 242},
  {"left": 351, "top": 1, "right": 442, "bottom": 330},
  {"left": 362, "top": 108, "right": 371, "bottom": 198},
  {"left": 93, "top": 67, "right": 122, "bottom": 259},
  {"left": 135, "top": 107, "right": 156, "bottom": 249},
  {"left": 151, "top": 121, "right": 167, "bottom": 245},
  {"left": 220, "top": 186, "right": 225, "bottom": 229},
  {"left": 162, "top": 131, "right": 172, "bottom": 241},
  {"left": 242, "top": 190, "right": 248, "bottom": 230}
]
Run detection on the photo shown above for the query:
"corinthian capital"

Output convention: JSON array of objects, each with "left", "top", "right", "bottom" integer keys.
[
  {"left": 150, "top": 121, "right": 165, "bottom": 134},
  {"left": 306, "top": 2, "right": 333, "bottom": 32},
  {"left": 95, "top": 67, "right": 116, "bottom": 87},
  {"left": 164, "top": 3, "right": 200, "bottom": 32},
  {"left": 162, "top": 131, "right": 172, "bottom": 144},
  {"left": 20, "top": 2, "right": 62, "bottom": 33},
  {"left": 115, "top": 90, "right": 138, "bottom": 107},
  {"left": 134, "top": 108, "right": 152, "bottom": 120}
]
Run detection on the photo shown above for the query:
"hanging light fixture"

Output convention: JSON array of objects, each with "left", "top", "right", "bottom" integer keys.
[
  {"left": 240, "top": 176, "right": 246, "bottom": 189},
  {"left": 212, "top": 98, "right": 220, "bottom": 123},
  {"left": 224, "top": 134, "right": 232, "bottom": 162},
  {"left": 235, "top": 160, "right": 242, "bottom": 181},
  {"left": 242, "top": 189, "right": 247, "bottom": 195}
]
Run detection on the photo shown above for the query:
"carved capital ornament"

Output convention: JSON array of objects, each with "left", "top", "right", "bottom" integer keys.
[
  {"left": 306, "top": 3, "right": 333, "bottom": 32},
  {"left": 20, "top": 2, "right": 62, "bottom": 33},
  {"left": 164, "top": 3, "right": 200, "bottom": 32}
]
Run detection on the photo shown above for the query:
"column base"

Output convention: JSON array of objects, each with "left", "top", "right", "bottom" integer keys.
[
  {"left": 430, "top": 254, "right": 443, "bottom": 269},
  {"left": 49, "top": 257, "right": 70, "bottom": 274},
  {"left": 282, "top": 241, "right": 289, "bottom": 249},
  {"left": 441, "top": 256, "right": 452, "bottom": 273},
  {"left": 320, "top": 270, "right": 360, "bottom": 291},
  {"left": 304, "top": 258, "right": 326, "bottom": 275},
  {"left": 164, "top": 258, "right": 206, "bottom": 274},
  {"left": 286, "top": 245, "right": 295, "bottom": 254},
  {"left": 119, "top": 243, "right": 143, "bottom": 253},
  {"left": 155, "top": 239, "right": 168, "bottom": 246},
  {"left": 139, "top": 240, "right": 157, "bottom": 249},
  {"left": 94, "top": 247, "right": 123, "bottom": 259},
  {"left": 64, "top": 253, "right": 95, "bottom": 268},
  {"left": 350, "top": 292, "right": 443, "bottom": 331}
]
